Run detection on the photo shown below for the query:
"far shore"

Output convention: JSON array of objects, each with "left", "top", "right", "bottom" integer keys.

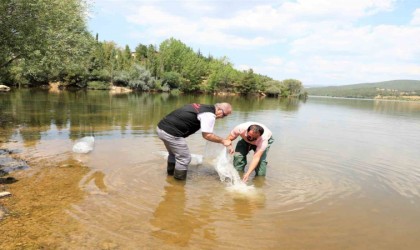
[{"left": 308, "top": 95, "right": 420, "bottom": 102}]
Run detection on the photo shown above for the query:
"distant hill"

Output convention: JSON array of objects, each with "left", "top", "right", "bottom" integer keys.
[{"left": 305, "top": 80, "right": 420, "bottom": 99}]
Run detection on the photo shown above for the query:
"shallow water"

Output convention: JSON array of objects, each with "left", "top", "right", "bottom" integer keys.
[{"left": 1, "top": 90, "right": 420, "bottom": 249}]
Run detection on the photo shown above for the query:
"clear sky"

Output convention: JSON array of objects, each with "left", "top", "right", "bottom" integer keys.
[{"left": 87, "top": 0, "right": 420, "bottom": 86}]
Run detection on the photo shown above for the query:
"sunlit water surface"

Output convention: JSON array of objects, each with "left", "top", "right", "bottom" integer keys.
[{"left": 1, "top": 90, "right": 420, "bottom": 249}]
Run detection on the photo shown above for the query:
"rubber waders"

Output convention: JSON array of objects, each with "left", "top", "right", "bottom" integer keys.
[
  {"left": 174, "top": 169, "right": 187, "bottom": 180},
  {"left": 167, "top": 162, "right": 175, "bottom": 175}
]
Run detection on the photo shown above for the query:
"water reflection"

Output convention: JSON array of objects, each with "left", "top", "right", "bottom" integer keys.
[
  {"left": 150, "top": 178, "right": 207, "bottom": 246},
  {"left": 1, "top": 89, "right": 302, "bottom": 145}
]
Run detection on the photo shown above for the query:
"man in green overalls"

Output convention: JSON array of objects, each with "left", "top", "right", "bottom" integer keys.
[{"left": 227, "top": 122, "right": 274, "bottom": 182}]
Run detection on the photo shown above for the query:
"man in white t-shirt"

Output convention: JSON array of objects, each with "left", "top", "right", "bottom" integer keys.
[
  {"left": 157, "top": 103, "right": 232, "bottom": 180},
  {"left": 227, "top": 122, "right": 274, "bottom": 182}
]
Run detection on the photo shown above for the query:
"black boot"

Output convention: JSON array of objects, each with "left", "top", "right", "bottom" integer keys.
[
  {"left": 174, "top": 169, "right": 187, "bottom": 180},
  {"left": 167, "top": 162, "right": 175, "bottom": 175}
]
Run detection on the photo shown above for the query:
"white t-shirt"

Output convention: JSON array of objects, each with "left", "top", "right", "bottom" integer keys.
[
  {"left": 230, "top": 121, "right": 272, "bottom": 152},
  {"left": 197, "top": 112, "right": 216, "bottom": 133}
]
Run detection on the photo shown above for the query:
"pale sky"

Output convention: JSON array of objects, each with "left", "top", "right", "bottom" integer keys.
[{"left": 88, "top": 0, "right": 420, "bottom": 86}]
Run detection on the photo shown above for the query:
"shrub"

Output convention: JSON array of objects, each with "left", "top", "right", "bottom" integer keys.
[
  {"left": 87, "top": 81, "right": 110, "bottom": 90},
  {"left": 170, "top": 89, "right": 181, "bottom": 95},
  {"left": 90, "top": 69, "right": 111, "bottom": 82},
  {"left": 113, "top": 71, "right": 130, "bottom": 86},
  {"left": 161, "top": 71, "right": 182, "bottom": 89},
  {"left": 161, "top": 83, "right": 171, "bottom": 92},
  {"left": 266, "top": 86, "right": 281, "bottom": 97},
  {"left": 126, "top": 64, "right": 156, "bottom": 91}
]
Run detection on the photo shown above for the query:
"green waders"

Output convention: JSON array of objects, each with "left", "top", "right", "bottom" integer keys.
[{"left": 233, "top": 137, "right": 274, "bottom": 176}]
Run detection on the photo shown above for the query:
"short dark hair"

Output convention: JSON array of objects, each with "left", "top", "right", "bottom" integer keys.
[{"left": 247, "top": 124, "right": 264, "bottom": 136}]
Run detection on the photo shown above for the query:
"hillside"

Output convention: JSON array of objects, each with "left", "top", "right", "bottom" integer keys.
[{"left": 305, "top": 80, "right": 420, "bottom": 100}]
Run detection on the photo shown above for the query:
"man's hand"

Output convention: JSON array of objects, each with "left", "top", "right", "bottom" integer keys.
[
  {"left": 227, "top": 145, "right": 234, "bottom": 154},
  {"left": 242, "top": 172, "right": 251, "bottom": 182},
  {"left": 222, "top": 139, "right": 232, "bottom": 147}
]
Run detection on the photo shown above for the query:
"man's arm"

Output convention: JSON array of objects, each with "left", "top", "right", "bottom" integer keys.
[
  {"left": 202, "top": 132, "right": 231, "bottom": 146},
  {"left": 226, "top": 133, "right": 237, "bottom": 154},
  {"left": 242, "top": 150, "right": 263, "bottom": 182}
]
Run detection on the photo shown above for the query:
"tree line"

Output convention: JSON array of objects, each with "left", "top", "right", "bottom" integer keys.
[
  {"left": 1, "top": 0, "right": 307, "bottom": 98},
  {"left": 305, "top": 80, "right": 420, "bottom": 99}
]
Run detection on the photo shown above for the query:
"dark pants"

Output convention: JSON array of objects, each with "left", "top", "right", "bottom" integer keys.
[{"left": 233, "top": 137, "right": 274, "bottom": 176}]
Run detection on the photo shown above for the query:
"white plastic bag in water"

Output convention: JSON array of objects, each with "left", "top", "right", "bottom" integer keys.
[
  {"left": 214, "top": 149, "right": 256, "bottom": 193},
  {"left": 158, "top": 151, "right": 203, "bottom": 165},
  {"left": 72, "top": 136, "right": 95, "bottom": 154},
  {"left": 214, "top": 149, "right": 241, "bottom": 184},
  {"left": 190, "top": 153, "right": 203, "bottom": 165}
]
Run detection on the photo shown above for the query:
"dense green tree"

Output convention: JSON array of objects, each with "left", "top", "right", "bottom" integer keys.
[
  {"left": 0, "top": 1, "right": 303, "bottom": 97},
  {"left": 237, "top": 69, "right": 258, "bottom": 94},
  {"left": 180, "top": 52, "right": 207, "bottom": 91},
  {"left": 282, "top": 79, "right": 304, "bottom": 97},
  {"left": 146, "top": 44, "right": 159, "bottom": 78},
  {"left": 159, "top": 38, "right": 189, "bottom": 73},
  {"left": 88, "top": 42, "right": 107, "bottom": 73},
  {"left": 1, "top": 1, "right": 49, "bottom": 69},
  {"left": 254, "top": 74, "right": 272, "bottom": 92},
  {"left": 122, "top": 45, "right": 133, "bottom": 69},
  {"left": 135, "top": 43, "right": 148, "bottom": 63},
  {"left": 264, "top": 80, "right": 282, "bottom": 97},
  {"left": 98, "top": 42, "right": 119, "bottom": 83},
  {"left": 207, "top": 57, "right": 236, "bottom": 92},
  {"left": 0, "top": 0, "right": 94, "bottom": 85},
  {"left": 158, "top": 38, "right": 208, "bottom": 92},
  {"left": 86, "top": 42, "right": 111, "bottom": 85}
]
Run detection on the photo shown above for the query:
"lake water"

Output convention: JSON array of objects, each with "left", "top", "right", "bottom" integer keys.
[{"left": 1, "top": 89, "right": 420, "bottom": 249}]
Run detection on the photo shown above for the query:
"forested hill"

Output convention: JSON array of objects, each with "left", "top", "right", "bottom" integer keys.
[{"left": 305, "top": 80, "right": 420, "bottom": 99}]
